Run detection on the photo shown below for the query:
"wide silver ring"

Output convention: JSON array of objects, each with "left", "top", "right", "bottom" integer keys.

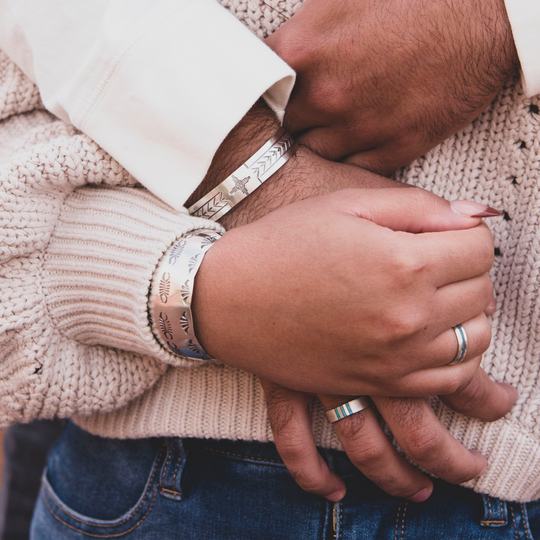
[
  {"left": 448, "top": 324, "right": 468, "bottom": 365},
  {"left": 325, "top": 397, "right": 371, "bottom": 423}
]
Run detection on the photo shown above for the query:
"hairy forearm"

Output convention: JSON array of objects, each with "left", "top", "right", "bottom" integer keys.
[{"left": 186, "top": 100, "right": 400, "bottom": 231}]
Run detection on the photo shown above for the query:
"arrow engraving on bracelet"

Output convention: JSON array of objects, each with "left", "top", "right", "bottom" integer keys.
[
  {"left": 192, "top": 190, "right": 229, "bottom": 219},
  {"left": 229, "top": 175, "right": 250, "bottom": 196},
  {"left": 180, "top": 311, "right": 190, "bottom": 334},
  {"left": 251, "top": 136, "right": 293, "bottom": 177},
  {"left": 181, "top": 281, "right": 191, "bottom": 304}
]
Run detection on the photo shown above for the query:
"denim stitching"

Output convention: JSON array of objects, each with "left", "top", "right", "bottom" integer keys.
[
  {"left": 171, "top": 445, "right": 182, "bottom": 495},
  {"left": 521, "top": 504, "right": 531, "bottom": 540},
  {"left": 394, "top": 503, "right": 401, "bottom": 540},
  {"left": 160, "top": 442, "right": 183, "bottom": 497},
  {"left": 160, "top": 442, "right": 173, "bottom": 489},
  {"left": 42, "top": 485, "right": 158, "bottom": 538},
  {"left": 511, "top": 505, "right": 520, "bottom": 540},
  {"left": 42, "top": 446, "right": 164, "bottom": 528},
  {"left": 394, "top": 503, "right": 407, "bottom": 540},
  {"left": 401, "top": 502, "right": 408, "bottom": 540},
  {"left": 200, "top": 445, "right": 283, "bottom": 464}
]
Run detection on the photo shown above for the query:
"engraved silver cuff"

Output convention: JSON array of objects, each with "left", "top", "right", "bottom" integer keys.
[
  {"left": 188, "top": 127, "right": 296, "bottom": 221},
  {"left": 149, "top": 229, "right": 222, "bottom": 361}
]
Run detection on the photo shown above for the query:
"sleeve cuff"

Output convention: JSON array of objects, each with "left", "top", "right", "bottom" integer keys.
[
  {"left": 42, "top": 185, "right": 224, "bottom": 368},
  {"left": 504, "top": 0, "right": 540, "bottom": 97},
  {"left": 55, "top": 0, "right": 295, "bottom": 210}
]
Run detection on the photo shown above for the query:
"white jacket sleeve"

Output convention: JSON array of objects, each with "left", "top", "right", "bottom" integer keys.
[
  {"left": 0, "top": 0, "right": 295, "bottom": 210},
  {"left": 504, "top": 0, "right": 540, "bottom": 97}
]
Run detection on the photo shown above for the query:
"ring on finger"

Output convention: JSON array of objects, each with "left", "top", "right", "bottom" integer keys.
[
  {"left": 447, "top": 324, "right": 468, "bottom": 366},
  {"left": 325, "top": 397, "right": 371, "bottom": 423}
]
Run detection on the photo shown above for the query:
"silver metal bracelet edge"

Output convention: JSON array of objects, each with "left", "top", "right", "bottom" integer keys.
[{"left": 149, "top": 229, "right": 222, "bottom": 360}]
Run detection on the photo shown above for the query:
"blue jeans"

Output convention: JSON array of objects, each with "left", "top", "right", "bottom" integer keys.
[{"left": 31, "top": 422, "right": 540, "bottom": 539}]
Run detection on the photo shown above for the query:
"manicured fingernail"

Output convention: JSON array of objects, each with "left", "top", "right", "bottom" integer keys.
[
  {"left": 327, "top": 490, "right": 345, "bottom": 502},
  {"left": 409, "top": 487, "right": 432, "bottom": 502},
  {"left": 451, "top": 200, "right": 501, "bottom": 218}
]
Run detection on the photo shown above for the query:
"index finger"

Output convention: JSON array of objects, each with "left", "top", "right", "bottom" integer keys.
[{"left": 413, "top": 224, "right": 494, "bottom": 287}]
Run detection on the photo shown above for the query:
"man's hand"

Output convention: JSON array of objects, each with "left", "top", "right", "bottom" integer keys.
[
  {"left": 265, "top": 0, "right": 519, "bottom": 174},
  {"left": 261, "top": 375, "right": 517, "bottom": 502}
]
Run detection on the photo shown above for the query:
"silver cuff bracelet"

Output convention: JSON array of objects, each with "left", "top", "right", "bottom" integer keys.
[
  {"left": 149, "top": 229, "right": 222, "bottom": 360},
  {"left": 188, "top": 127, "right": 296, "bottom": 221}
]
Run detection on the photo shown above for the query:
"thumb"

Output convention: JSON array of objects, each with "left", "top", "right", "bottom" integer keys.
[{"left": 346, "top": 188, "right": 501, "bottom": 233}]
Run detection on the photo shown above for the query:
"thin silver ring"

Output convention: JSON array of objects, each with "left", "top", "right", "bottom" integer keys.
[
  {"left": 325, "top": 397, "right": 371, "bottom": 423},
  {"left": 448, "top": 324, "right": 468, "bottom": 365}
]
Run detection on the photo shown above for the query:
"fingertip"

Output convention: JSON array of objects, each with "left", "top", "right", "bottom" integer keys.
[
  {"left": 409, "top": 486, "right": 433, "bottom": 503},
  {"left": 497, "top": 382, "right": 518, "bottom": 411},
  {"left": 499, "top": 382, "right": 518, "bottom": 402},
  {"left": 326, "top": 489, "right": 346, "bottom": 502},
  {"left": 470, "top": 450, "right": 488, "bottom": 477},
  {"left": 484, "top": 296, "right": 497, "bottom": 315}
]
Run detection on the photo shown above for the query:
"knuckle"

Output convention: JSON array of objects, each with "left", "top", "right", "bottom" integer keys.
[
  {"left": 367, "top": 472, "right": 421, "bottom": 499},
  {"left": 335, "top": 411, "right": 367, "bottom": 439},
  {"left": 438, "top": 374, "right": 462, "bottom": 396},
  {"left": 448, "top": 376, "right": 484, "bottom": 414},
  {"left": 384, "top": 398, "right": 425, "bottom": 430},
  {"left": 378, "top": 307, "right": 426, "bottom": 345},
  {"left": 304, "top": 79, "right": 346, "bottom": 117},
  {"left": 348, "top": 437, "right": 388, "bottom": 466},
  {"left": 289, "top": 468, "right": 327, "bottom": 493},
  {"left": 274, "top": 434, "right": 310, "bottom": 462},
  {"left": 265, "top": 388, "right": 296, "bottom": 434},
  {"left": 389, "top": 249, "right": 427, "bottom": 287},
  {"left": 402, "top": 427, "right": 443, "bottom": 463}
]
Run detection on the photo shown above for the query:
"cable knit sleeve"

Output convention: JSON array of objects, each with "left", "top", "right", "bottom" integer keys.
[{"left": 0, "top": 51, "right": 224, "bottom": 426}]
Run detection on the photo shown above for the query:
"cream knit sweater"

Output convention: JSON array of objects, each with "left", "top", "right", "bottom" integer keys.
[{"left": 1, "top": 0, "right": 540, "bottom": 503}]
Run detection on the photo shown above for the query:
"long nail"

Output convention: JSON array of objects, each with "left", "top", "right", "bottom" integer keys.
[{"left": 451, "top": 200, "right": 501, "bottom": 218}]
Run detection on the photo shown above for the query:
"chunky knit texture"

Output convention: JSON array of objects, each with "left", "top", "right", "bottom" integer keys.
[
  {"left": 1, "top": 0, "right": 540, "bottom": 502},
  {"left": 0, "top": 51, "right": 223, "bottom": 425}
]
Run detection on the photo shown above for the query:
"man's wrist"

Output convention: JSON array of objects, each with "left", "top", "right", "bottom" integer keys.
[{"left": 185, "top": 100, "right": 281, "bottom": 209}]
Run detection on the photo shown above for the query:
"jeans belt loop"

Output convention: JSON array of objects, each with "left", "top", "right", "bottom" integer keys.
[
  {"left": 480, "top": 494, "right": 508, "bottom": 527},
  {"left": 159, "top": 438, "right": 187, "bottom": 501}
]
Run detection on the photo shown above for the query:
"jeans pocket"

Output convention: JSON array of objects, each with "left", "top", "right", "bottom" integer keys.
[{"left": 37, "top": 422, "right": 164, "bottom": 537}]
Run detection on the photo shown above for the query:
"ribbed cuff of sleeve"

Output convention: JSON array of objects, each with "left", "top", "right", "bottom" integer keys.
[
  {"left": 504, "top": 0, "right": 540, "bottom": 97},
  {"left": 42, "top": 185, "right": 224, "bottom": 367},
  {"left": 55, "top": 0, "right": 295, "bottom": 210}
]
